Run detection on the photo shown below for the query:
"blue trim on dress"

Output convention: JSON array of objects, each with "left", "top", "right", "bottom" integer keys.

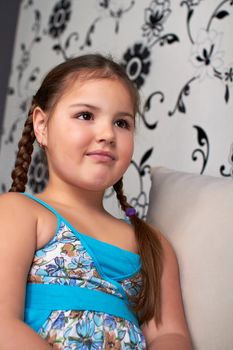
[
  {"left": 24, "top": 283, "right": 139, "bottom": 330},
  {"left": 79, "top": 232, "right": 141, "bottom": 280}
]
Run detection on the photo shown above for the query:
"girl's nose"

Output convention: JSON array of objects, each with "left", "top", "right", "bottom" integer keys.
[{"left": 96, "top": 122, "right": 116, "bottom": 145}]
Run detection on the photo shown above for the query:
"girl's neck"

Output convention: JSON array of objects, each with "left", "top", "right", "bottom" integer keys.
[{"left": 37, "top": 181, "right": 106, "bottom": 214}]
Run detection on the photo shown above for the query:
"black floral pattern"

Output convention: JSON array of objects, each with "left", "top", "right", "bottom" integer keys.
[
  {"left": 170, "top": 0, "right": 233, "bottom": 116},
  {"left": 229, "top": 143, "right": 233, "bottom": 178},
  {"left": 142, "top": 0, "right": 171, "bottom": 41},
  {"left": 192, "top": 125, "right": 209, "bottom": 174},
  {"left": 130, "top": 192, "right": 149, "bottom": 220},
  {"left": 219, "top": 141, "right": 233, "bottom": 177},
  {"left": 168, "top": 76, "right": 198, "bottom": 116},
  {"left": 189, "top": 29, "right": 224, "bottom": 81},
  {"left": 142, "top": 0, "right": 179, "bottom": 48},
  {"left": 80, "top": 0, "right": 135, "bottom": 50},
  {"left": 224, "top": 65, "right": 233, "bottom": 102},
  {"left": 28, "top": 150, "right": 49, "bottom": 194},
  {"left": 139, "top": 90, "right": 164, "bottom": 129},
  {"left": 130, "top": 148, "right": 153, "bottom": 219},
  {"left": 1, "top": 184, "right": 6, "bottom": 193},
  {"left": 183, "top": 0, "right": 203, "bottom": 7},
  {"left": 23, "top": 0, "right": 34, "bottom": 9},
  {"left": 103, "top": 148, "right": 153, "bottom": 219},
  {"left": 48, "top": 0, "right": 78, "bottom": 60},
  {"left": 98, "top": 0, "right": 110, "bottom": 9},
  {"left": 206, "top": 0, "right": 233, "bottom": 32},
  {"left": 16, "top": 9, "right": 41, "bottom": 96},
  {"left": 121, "top": 43, "right": 151, "bottom": 89},
  {"left": 225, "top": 66, "right": 233, "bottom": 82},
  {"left": 48, "top": 0, "right": 71, "bottom": 38}
]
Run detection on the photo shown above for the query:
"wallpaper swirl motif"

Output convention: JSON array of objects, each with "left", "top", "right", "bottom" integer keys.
[{"left": 0, "top": 0, "right": 232, "bottom": 218}]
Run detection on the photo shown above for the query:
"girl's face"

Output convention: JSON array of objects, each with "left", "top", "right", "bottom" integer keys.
[{"left": 42, "top": 78, "right": 135, "bottom": 192}]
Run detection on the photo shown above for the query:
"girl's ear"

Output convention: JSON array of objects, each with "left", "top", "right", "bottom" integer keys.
[{"left": 33, "top": 106, "right": 48, "bottom": 147}]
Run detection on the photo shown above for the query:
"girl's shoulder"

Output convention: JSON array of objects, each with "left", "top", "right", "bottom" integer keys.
[
  {"left": 0, "top": 192, "right": 58, "bottom": 251},
  {"left": 0, "top": 191, "right": 36, "bottom": 210},
  {"left": 0, "top": 192, "right": 39, "bottom": 228}
]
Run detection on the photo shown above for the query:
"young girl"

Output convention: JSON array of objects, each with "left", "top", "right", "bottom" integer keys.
[{"left": 0, "top": 54, "right": 192, "bottom": 349}]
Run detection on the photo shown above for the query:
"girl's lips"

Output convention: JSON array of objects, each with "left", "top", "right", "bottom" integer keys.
[{"left": 86, "top": 150, "right": 115, "bottom": 161}]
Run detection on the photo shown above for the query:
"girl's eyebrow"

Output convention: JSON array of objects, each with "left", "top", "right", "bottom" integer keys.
[{"left": 69, "top": 103, "right": 135, "bottom": 119}]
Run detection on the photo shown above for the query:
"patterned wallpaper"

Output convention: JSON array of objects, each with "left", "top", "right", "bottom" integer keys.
[{"left": 0, "top": 0, "right": 232, "bottom": 218}]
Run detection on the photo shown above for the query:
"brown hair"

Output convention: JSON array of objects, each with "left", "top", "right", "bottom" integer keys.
[{"left": 9, "top": 53, "right": 163, "bottom": 325}]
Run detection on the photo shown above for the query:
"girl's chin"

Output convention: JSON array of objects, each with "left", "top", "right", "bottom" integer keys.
[
  {"left": 84, "top": 178, "right": 122, "bottom": 192},
  {"left": 78, "top": 180, "right": 114, "bottom": 192},
  {"left": 81, "top": 172, "right": 125, "bottom": 189}
]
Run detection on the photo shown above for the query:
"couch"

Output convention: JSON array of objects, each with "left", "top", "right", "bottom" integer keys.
[{"left": 146, "top": 166, "right": 233, "bottom": 350}]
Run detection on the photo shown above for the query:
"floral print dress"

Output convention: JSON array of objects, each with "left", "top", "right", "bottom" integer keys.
[{"left": 23, "top": 194, "right": 146, "bottom": 350}]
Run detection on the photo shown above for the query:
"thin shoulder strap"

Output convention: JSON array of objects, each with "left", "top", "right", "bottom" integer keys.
[{"left": 21, "top": 192, "right": 60, "bottom": 219}]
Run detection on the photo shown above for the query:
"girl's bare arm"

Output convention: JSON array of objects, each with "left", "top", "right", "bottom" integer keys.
[
  {"left": 141, "top": 232, "right": 193, "bottom": 350},
  {"left": 0, "top": 193, "right": 52, "bottom": 349}
]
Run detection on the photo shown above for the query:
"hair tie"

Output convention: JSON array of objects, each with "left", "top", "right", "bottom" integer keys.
[{"left": 125, "top": 207, "right": 137, "bottom": 217}]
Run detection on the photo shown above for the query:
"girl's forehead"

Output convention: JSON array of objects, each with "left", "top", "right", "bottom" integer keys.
[
  {"left": 64, "top": 76, "right": 128, "bottom": 90},
  {"left": 61, "top": 77, "right": 134, "bottom": 102},
  {"left": 51, "top": 73, "right": 138, "bottom": 114}
]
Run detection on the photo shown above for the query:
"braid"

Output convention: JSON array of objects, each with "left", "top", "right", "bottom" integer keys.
[
  {"left": 113, "top": 178, "right": 163, "bottom": 326},
  {"left": 113, "top": 177, "right": 130, "bottom": 212},
  {"left": 9, "top": 101, "right": 37, "bottom": 192}
]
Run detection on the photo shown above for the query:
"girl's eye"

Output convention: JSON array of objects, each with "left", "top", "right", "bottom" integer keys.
[
  {"left": 115, "top": 119, "right": 130, "bottom": 129},
  {"left": 76, "top": 111, "right": 94, "bottom": 120}
]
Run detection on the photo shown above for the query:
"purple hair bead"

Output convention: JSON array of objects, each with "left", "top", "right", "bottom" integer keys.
[{"left": 125, "top": 207, "right": 137, "bottom": 217}]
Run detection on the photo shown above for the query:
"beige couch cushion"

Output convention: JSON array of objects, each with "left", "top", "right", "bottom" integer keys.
[{"left": 146, "top": 166, "right": 233, "bottom": 350}]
